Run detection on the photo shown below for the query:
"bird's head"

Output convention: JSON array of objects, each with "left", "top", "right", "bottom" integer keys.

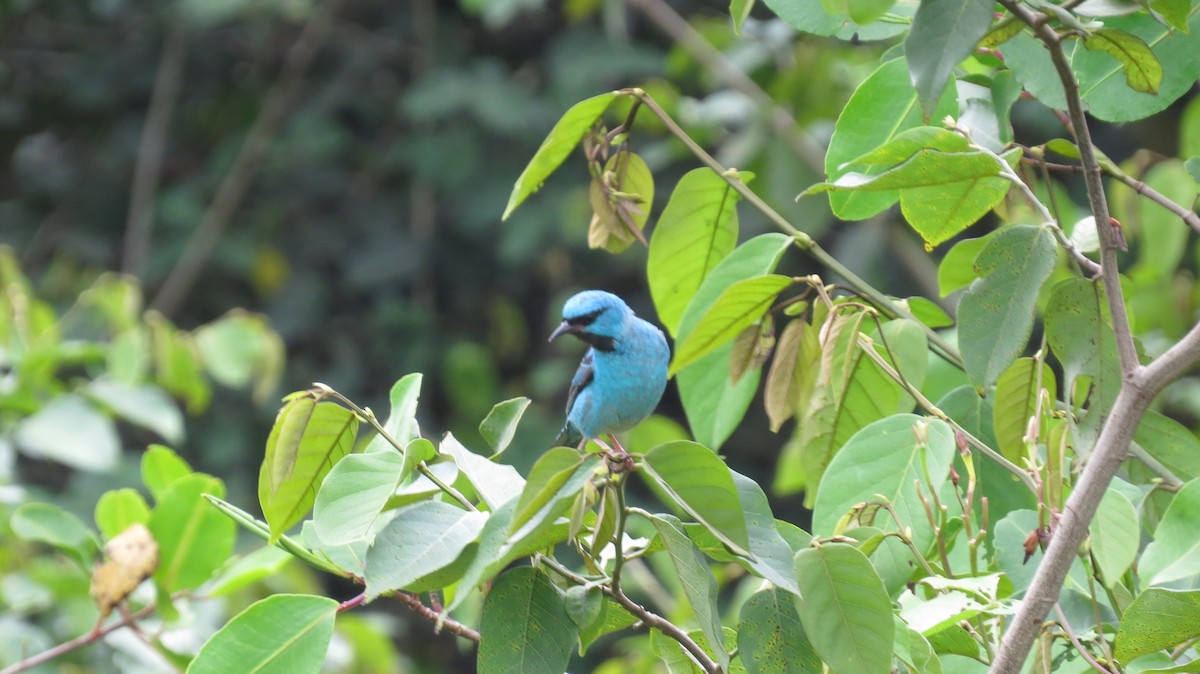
[{"left": 548, "top": 290, "right": 631, "bottom": 351}]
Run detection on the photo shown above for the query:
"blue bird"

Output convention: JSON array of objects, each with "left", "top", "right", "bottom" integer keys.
[{"left": 549, "top": 290, "right": 669, "bottom": 455}]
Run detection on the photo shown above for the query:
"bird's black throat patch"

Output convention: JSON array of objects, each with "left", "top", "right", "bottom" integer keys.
[{"left": 577, "top": 332, "right": 616, "bottom": 352}]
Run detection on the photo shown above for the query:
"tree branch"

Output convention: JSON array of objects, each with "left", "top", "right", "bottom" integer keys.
[
  {"left": 1, "top": 602, "right": 160, "bottom": 674},
  {"left": 150, "top": 0, "right": 344, "bottom": 316},
  {"left": 388, "top": 591, "right": 481, "bottom": 642},
  {"left": 122, "top": 7, "right": 186, "bottom": 278}
]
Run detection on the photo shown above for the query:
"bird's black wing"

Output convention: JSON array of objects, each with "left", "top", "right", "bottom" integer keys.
[{"left": 565, "top": 349, "right": 595, "bottom": 416}]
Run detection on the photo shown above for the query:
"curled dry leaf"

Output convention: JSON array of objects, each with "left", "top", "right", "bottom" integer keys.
[{"left": 90, "top": 523, "right": 159, "bottom": 619}]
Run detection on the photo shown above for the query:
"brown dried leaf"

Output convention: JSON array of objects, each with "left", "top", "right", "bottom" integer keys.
[
  {"left": 729, "top": 316, "right": 776, "bottom": 385},
  {"left": 90, "top": 523, "right": 159, "bottom": 619},
  {"left": 765, "top": 319, "right": 809, "bottom": 432}
]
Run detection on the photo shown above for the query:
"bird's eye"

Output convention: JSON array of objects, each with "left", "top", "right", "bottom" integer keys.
[{"left": 569, "top": 308, "right": 605, "bottom": 327}]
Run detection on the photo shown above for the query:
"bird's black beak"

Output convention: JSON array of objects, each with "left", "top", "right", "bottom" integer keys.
[{"left": 548, "top": 320, "right": 575, "bottom": 342}]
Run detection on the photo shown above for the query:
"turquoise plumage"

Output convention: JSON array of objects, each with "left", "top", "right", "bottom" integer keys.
[{"left": 549, "top": 290, "right": 669, "bottom": 450}]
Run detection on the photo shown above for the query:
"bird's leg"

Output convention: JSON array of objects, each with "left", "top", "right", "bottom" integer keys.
[{"left": 605, "top": 434, "right": 635, "bottom": 473}]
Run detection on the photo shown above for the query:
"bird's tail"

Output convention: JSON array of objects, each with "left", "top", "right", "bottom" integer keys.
[{"left": 554, "top": 422, "right": 582, "bottom": 448}]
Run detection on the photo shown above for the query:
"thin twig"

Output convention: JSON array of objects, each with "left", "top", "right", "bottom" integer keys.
[
  {"left": 1027, "top": 157, "right": 1200, "bottom": 235},
  {"left": 624, "top": 0, "right": 825, "bottom": 171},
  {"left": 626, "top": 89, "right": 965, "bottom": 371},
  {"left": 122, "top": 7, "right": 186, "bottom": 277},
  {"left": 1054, "top": 604, "right": 1117, "bottom": 674},
  {"left": 1, "top": 599, "right": 164, "bottom": 674},
  {"left": 150, "top": 0, "right": 345, "bottom": 316},
  {"left": 389, "top": 591, "right": 480, "bottom": 642}
]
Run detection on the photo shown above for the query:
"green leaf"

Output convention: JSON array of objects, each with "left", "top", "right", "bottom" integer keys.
[
  {"left": 85, "top": 378, "right": 184, "bottom": 445},
  {"left": 478, "top": 567, "right": 578, "bottom": 674},
  {"left": 193, "top": 312, "right": 283, "bottom": 400},
  {"left": 895, "top": 620, "right": 943, "bottom": 674},
  {"left": 205, "top": 546, "right": 294, "bottom": 598},
  {"left": 14, "top": 394, "right": 119, "bottom": 472},
  {"left": 313, "top": 451, "right": 406, "bottom": 547},
  {"left": 1045, "top": 278, "right": 1110, "bottom": 394},
  {"left": 510, "top": 447, "right": 586, "bottom": 536},
  {"left": 732, "top": 470, "right": 801, "bottom": 595},
  {"left": 444, "top": 497, "right": 572, "bottom": 613},
  {"left": 1114, "top": 589, "right": 1200, "bottom": 663},
  {"left": 441, "top": 433, "right": 525, "bottom": 510},
  {"left": 846, "top": 0, "right": 896, "bottom": 24},
  {"left": 647, "top": 168, "right": 746, "bottom": 337},
  {"left": 737, "top": 588, "right": 821, "bottom": 673},
  {"left": 11, "top": 502, "right": 99, "bottom": 565},
  {"left": 1073, "top": 12, "right": 1200, "bottom": 122},
  {"left": 1089, "top": 488, "right": 1138, "bottom": 587},
  {"left": 937, "top": 234, "right": 991, "bottom": 297},
  {"left": 186, "top": 594, "right": 338, "bottom": 674},
  {"left": 142, "top": 444, "right": 192, "bottom": 500},
  {"left": 579, "top": 598, "right": 638, "bottom": 654},
  {"left": 822, "top": 58, "right": 958, "bottom": 220},
  {"left": 364, "top": 373, "right": 423, "bottom": 453},
  {"left": 763, "top": 0, "right": 912, "bottom": 40},
  {"left": 670, "top": 274, "right": 793, "bottom": 376},
  {"left": 958, "top": 225, "right": 1057, "bottom": 389},
  {"left": 95, "top": 489, "right": 151, "bottom": 540},
  {"left": 649, "top": 514, "right": 729, "bottom": 669},
  {"left": 150, "top": 473, "right": 236, "bottom": 593},
  {"left": 641, "top": 441, "right": 751, "bottom": 557},
  {"left": 808, "top": 146, "right": 1016, "bottom": 248},
  {"left": 259, "top": 397, "right": 358, "bottom": 541},
  {"left": 905, "top": 0, "right": 995, "bottom": 118},
  {"left": 1083, "top": 28, "right": 1163, "bottom": 94},
  {"left": 794, "top": 543, "right": 893, "bottom": 674},
  {"left": 1151, "top": 0, "right": 1190, "bottom": 33},
  {"left": 1130, "top": 160, "right": 1197, "bottom": 281},
  {"left": 676, "top": 233, "right": 793, "bottom": 449},
  {"left": 588, "top": 151, "right": 655, "bottom": 253},
  {"left": 731, "top": 0, "right": 757, "bottom": 32},
  {"left": 564, "top": 585, "right": 602, "bottom": 628},
  {"left": 1141, "top": 478, "right": 1200, "bottom": 586},
  {"left": 204, "top": 495, "right": 348, "bottom": 578},
  {"left": 1135, "top": 411, "right": 1200, "bottom": 482},
  {"left": 991, "top": 358, "right": 1056, "bottom": 465},
  {"left": 479, "top": 397, "right": 531, "bottom": 456},
  {"left": 503, "top": 92, "right": 619, "bottom": 220},
  {"left": 364, "top": 501, "right": 487, "bottom": 598},
  {"left": 811, "top": 414, "right": 955, "bottom": 554}
]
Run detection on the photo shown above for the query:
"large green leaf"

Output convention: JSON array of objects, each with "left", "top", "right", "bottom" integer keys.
[
  {"left": 14, "top": 394, "right": 119, "bottom": 472},
  {"left": 905, "top": 0, "right": 995, "bottom": 118},
  {"left": 676, "top": 233, "right": 793, "bottom": 449},
  {"left": 811, "top": 414, "right": 955, "bottom": 554},
  {"left": 1141, "top": 478, "right": 1200, "bottom": 586},
  {"left": 510, "top": 447, "right": 587, "bottom": 536},
  {"left": 11, "top": 502, "right": 99, "bottom": 566},
  {"left": 737, "top": 588, "right": 821, "bottom": 673},
  {"left": 1130, "top": 161, "right": 1197, "bottom": 282},
  {"left": 85, "top": 378, "right": 184, "bottom": 445},
  {"left": 649, "top": 514, "right": 729, "bottom": 669},
  {"left": 186, "top": 594, "right": 337, "bottom": 674},
  {"left": 670, "top": 274, "right": 793, "bottom": 376},
  {"left": 822, "top": 58, "right": 958, "bottom": 220},
  {"left": 732, "top": 471, "right": 801, "bottom": 595},
  {"left": 441, "top": 433, "right": 525, "bottom": 511},
  {"left": 807, "top": 145, "right": 1016, "bottom": 247},
  {"left": 1089, "top": 488, "right": 1139, "bottom": 587},
  {"left": 259, "top": 397, "right": 358, "bottom": 541},
  {"left": 937, "top": 234, "right": 991, "bottom": 296},
  {"left": 479, "top": 397, "right": 531, "bottom": 456},
  {"left": 363, "top": 373, "right": 423, "bottom": 453},
  {"left": 444, "top": 497, "right": 573, "bottom": 614},
  {"left": 794, "top": 543, "right": 893, "bottom": 674},
  {"left": 478, "top": 567, "right": 578, "bottom": 674},
  {"left": 364, "top": 501, "right": 486, "bottom": 598},
  {"left": 508, "top": 453, "right": 597, "bottom": 542},
  {"left": 763, "top": 0, "right": 912, "bottom": 40},
  {"left": 502, "top": 92, "right": 618, "bottom": 220},
  {"left": 991, "top": 358, "right": 1056, "bottom": 465},
  {"left": 312, "top": 451, "right": 406, "bottom": 546},
  {"left": 94, "top": 488, "right": 151, "bottom": 540},
  {"left": 142, "top": 444, "right": 192, "bottom": 500},
  {"left": 1135, "top": 411, "right": 1200, "bottom": 482},
  {"left": 1114, "top": 589, "right": 1200, "bottom": 663},
  {"left": 647, "top": 168, "right": 746, "bottom": 337},
  {"left": 150, "top": 473, "right": 236, "bottom": 593},
  {"left": 641, "top": 441, "right": 751, "bottom": 556},
  {"left": 1073, "top": 12, "right": 1200, "bottom": 122},
  {"left": 958, "top": 225, "right": 1057, "bottom": 389}
]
